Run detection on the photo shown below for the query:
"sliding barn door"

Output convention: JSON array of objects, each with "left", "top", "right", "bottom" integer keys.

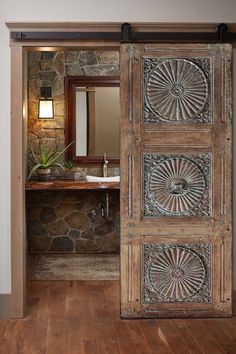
[{"left": 120, "top": 44, "right": 232, "bottom": 318}]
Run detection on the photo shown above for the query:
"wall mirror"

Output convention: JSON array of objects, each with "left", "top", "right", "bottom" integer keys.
[{"left": 65, "top": 76, "right": 120, "bottom": 165}]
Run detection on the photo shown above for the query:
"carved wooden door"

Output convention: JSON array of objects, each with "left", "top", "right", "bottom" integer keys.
[{"left": 120, "top": 44, "right": 232, "bottom": 318}]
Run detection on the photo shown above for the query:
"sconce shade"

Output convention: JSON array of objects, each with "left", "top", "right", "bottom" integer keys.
[
  {"left": 38, "top": 99, "right": 54, "bottom": 119},
  {"left": 38, "top": 86, "right": 54, "bottom": 119}
]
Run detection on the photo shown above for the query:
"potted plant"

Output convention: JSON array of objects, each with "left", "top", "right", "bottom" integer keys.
[
  {"left": 64, "top": 160, "right": 75, "bottom": 180},
  {"left": 28, "top": 141, "right": 74, "bottom": 181},
  {"left": 64, "top": 160, "right": 82, "bottom": 180}
]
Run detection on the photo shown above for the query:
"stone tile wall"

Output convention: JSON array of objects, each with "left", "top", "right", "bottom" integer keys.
[{"left": 27, "top": 190, "right": 120, "bottom": 254}]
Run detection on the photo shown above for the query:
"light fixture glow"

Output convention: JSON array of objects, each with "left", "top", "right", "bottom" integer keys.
[
  {"left": 39, "top": 99, "right": 54, "bottom": 119},
  {"left": 38, "top": 87, "right": 54, "bottom": 119}
]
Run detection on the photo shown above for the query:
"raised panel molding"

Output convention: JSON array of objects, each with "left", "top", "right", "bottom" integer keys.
[
  {"left": 128, "top": 154, "right": 134, "bottom": 218},
  {"left": 220, "top": 56, "right": 232, "bottom": 123},
  {"left": 143, "top": 57, "right": 212, "bottom": 123},
  {"left": 220, "top": 237, "right": 226, "bottom": 303},
  {"left": 220, "top": 145, "right": 226, "bottom": 216},
  {"left": 128, "top": 46, "right": 135, "bottom": 123},
  {"left": 128, "top": 244, "right": 133, "bottom": 302},
  {"left": 143, "top": 242, "right": 211, "bottom": 304},
  {"left": 143, "top": 153, "right": 211, "bottom": 217}
]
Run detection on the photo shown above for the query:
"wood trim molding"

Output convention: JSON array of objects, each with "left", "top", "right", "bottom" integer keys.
[
  {"left": 10, "top": 45, "right": 26, "bottom": 318},
  {"left": 0, "top": 294, "right": 11, "bottom": 319}
]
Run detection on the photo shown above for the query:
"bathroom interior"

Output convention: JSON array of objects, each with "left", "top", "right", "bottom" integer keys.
[{"left": 26, "top": 47, "right": 121, "bottom": 283}]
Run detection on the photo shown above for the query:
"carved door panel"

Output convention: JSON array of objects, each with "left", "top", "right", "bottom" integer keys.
[{"left": 120, "top": 44, "right": 232, "bottom": 318}]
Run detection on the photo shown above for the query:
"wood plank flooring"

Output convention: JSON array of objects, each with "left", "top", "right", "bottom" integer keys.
[{"left": 0, "top": 281, "right": 236, "bottom": 354}]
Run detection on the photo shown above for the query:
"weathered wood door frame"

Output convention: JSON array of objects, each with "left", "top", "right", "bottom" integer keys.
[{"left": 7, "top": 22, "right": 235, "bottom": 318}]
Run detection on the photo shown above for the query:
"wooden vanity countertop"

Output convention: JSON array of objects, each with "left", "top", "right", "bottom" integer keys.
[{"left": 25, "top": 180, "right": 120, "bottom": 190}]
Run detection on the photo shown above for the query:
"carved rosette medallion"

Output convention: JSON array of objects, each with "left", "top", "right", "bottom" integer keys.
[
  {"left": 143, "top": 243, "right": 211, "bottom": 304},
  {"left": 143, "top": 153, "right": 211, "bottom": 217},
  {"left": 143, "top": 57, "right": 211, "bottom": 123}
]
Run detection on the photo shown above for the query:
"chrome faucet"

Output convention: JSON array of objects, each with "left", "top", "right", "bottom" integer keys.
[{"left": 103, "top": 153, "right": 108, "bottom": 177}]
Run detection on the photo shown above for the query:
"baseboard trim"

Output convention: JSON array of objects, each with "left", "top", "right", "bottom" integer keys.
[{"left": 0, "top": 294, "right": 11, "bottom": 318}]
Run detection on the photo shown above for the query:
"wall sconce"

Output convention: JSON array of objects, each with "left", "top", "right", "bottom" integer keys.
[{"left": 38, "top": 87, "right": 54, "bottom": 119}]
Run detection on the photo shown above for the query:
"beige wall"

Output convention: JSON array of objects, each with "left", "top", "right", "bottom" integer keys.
[{"left": 1, "top": 0, "right": 236, "bottom": 293}]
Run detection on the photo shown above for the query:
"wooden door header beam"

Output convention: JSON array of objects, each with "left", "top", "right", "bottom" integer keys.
[{"left": 9, "top": 23, "right": 236, "bottom": 43}]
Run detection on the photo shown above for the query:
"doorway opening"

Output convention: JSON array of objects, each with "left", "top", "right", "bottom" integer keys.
[
  {"left": 9, "top": 23, "right": 233, "bottom": 319},
  {"left": 20, "top": 44, "right": 121, "bottom": 317}
]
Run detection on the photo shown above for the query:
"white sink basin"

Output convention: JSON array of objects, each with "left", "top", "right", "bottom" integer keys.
[{"left": 86, "top": 175, "right": 120, "bottom": 182}]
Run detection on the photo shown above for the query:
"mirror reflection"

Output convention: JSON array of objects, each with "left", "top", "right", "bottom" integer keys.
[{"left": 76, "top": 86, "right": 120, "bottom": 157}]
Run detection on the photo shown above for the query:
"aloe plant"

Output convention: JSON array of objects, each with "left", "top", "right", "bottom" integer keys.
[
  {"left": 64, "top": 159, "right": 76, "bottom": 171},
  {"left": 28, "top": 140, "right": 74, "bottom": 180}
]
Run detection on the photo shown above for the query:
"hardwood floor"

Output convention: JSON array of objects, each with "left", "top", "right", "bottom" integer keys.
[{"left": 0, "top": 281, "right": 236, "bottom": 354}]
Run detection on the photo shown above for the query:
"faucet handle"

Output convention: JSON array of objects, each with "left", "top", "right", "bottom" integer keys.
[
  {"left": 103, "top": 152, "right": 108, "bottom": 177},
  {"left": 103, "top": 152, "right": 107, "bottom": 162}
]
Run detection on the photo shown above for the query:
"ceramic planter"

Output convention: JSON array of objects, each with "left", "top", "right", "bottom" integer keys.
[
  {"left": 65, "top": 171, "right": 81, "bottom": 180},
  {"left": 37, "top": 168, "right": 51, "bottom": 181}
]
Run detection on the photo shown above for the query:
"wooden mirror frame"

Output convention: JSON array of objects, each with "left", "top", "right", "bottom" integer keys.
[{"left": 65, "top": 75, "right": 120, "bottom": 165}]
